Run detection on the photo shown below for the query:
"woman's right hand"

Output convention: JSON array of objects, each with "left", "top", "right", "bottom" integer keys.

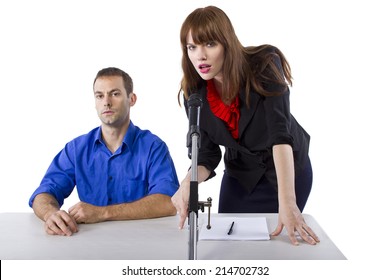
[
  {"left": 171, "top": 180, "right": 190, "bottom": 229},
  {"left": 172, "top": 166, "right": 211, "bottom": 229}
]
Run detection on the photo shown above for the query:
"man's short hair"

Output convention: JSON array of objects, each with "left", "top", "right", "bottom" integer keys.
[{"left": 93, "top": 67, "right": 133, "bottom": 96}]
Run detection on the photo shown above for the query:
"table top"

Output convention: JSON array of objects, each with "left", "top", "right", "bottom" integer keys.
[{"left": 0, "top": 212, "right": 345, "bottom": 260}]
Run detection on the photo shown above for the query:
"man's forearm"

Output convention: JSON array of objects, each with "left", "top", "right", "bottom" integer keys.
[
  {"left": 32, "top": 193, "right": 61, "bottom": 221},
  {"left": 103, "top": 194, "right": 176, "bottom": 221}
]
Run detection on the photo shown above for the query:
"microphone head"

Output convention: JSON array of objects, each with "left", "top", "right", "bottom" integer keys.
[{"left": 188, "top": 93, "right": 203, "bottom": 108}]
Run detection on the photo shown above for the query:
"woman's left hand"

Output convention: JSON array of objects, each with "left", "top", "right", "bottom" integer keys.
[{"left": 271, "top": 203, "right": 320, "bottom": 245}]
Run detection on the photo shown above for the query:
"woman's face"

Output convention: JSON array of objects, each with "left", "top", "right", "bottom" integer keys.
[{"left": 186, "top": 30, "right": 225, "bottom": 82}]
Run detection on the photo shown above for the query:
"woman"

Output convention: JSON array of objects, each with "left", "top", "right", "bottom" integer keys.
[{"left": 172, "top": 6, "right": 319, "bottom": 245}]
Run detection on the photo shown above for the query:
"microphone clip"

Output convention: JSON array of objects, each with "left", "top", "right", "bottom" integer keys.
[{"left": 186, "top": 93, "right": 203, "bottom": 158}]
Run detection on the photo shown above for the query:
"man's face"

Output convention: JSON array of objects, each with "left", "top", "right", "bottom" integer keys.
[{"left": 93, "top": 76, "right": 136, "bottom": 128}]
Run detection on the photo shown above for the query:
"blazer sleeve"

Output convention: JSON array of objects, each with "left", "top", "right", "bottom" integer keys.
[
  {"left": 261, "top": 53, "right": 295, "bottom": 149},
  {"left": 184, "top": 94, "right": 222, "bottom": 180},
  {"left": 263, "top": 89, "right": 294, "bottom": 149}
]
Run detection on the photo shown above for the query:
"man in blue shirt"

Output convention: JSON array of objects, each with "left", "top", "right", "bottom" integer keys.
[{"left": 29, "top": 67, "right": 179, "bottom": 236}]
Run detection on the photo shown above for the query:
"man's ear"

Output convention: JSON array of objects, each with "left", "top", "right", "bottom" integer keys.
[{"left": 129, "top": 93, "right": 137, "bottom": 106}]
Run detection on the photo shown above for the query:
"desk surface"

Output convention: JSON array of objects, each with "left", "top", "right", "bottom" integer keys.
[{"left": 0, "top": 212, "right": 345, "bottom": 260}]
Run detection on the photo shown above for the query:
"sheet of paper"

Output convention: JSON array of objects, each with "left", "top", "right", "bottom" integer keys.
[{"left": 199, "top": 216, "right": 270, "bottom": 241}]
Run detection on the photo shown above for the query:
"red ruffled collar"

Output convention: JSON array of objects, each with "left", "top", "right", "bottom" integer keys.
[{"left": 206, "top": 80, "right": 240, "bottom": 139}]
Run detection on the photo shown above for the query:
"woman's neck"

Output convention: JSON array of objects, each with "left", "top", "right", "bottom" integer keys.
[
  {"left": 209, "top": 78, "right": 233, "bottom": 105},
  {"left": 212, "top": 76, "right": 223, "bottom": 94}
]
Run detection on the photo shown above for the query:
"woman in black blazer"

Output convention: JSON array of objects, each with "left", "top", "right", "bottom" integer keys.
[{"left": 171, "top": 5, "right": 319, "bottom": 246}]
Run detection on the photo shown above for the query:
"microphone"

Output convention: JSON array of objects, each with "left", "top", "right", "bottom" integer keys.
[{"left": 186, "top": 93, "right": 203, "bottom": 158}]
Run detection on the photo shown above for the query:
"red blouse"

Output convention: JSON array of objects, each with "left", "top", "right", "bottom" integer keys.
[{"left": 206, "top": 80, "right": 240, "bottom": 139}]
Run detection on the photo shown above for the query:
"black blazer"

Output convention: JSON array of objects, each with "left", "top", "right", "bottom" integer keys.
[{"left": 184, "top": 84, "right": 310, "bottom": 193}]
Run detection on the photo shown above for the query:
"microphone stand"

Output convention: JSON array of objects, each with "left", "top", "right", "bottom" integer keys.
[
  {"left": 186, "top": 94, "right": 212, "bottom": 260},
  {"left": 188, "top": 134, "right": 199, "bottom": 260}
]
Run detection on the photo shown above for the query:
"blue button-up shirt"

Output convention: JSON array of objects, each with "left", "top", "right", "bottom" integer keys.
[{"left": 29, "top": 122, "right": 179, "bottom": 207}]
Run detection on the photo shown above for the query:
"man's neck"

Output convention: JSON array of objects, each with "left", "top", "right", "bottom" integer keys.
[{"left": 101, "top": 120, "right": 130, "bottom": 154}]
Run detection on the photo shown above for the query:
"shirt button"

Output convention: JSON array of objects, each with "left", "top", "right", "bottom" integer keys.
[{"left": 109, "top": 176, "right": 113, "bottom": 180}]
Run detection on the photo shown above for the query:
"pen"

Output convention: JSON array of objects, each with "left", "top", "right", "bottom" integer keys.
[{"left": 227, "top": 221, "right": 235, "bottom": 235}]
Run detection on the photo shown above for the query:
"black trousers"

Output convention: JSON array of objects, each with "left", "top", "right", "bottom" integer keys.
[{"left": 218, "top": 158, "right": 313, "bottom": 213}]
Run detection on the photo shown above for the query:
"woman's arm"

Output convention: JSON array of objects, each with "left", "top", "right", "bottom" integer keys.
[
  {"left": 171, "top": 166, "right": 211, "bottom": 229},
  {"left": 271, "top": 144, "right": 319, "bottom": 245}
]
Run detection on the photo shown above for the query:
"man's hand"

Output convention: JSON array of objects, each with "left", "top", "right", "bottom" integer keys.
[
  {"left": 68, "top": 202, "right": 105, "bottom": 224},
  {"left": 44, "top": 210, "right": 78, "bottom": 236}
]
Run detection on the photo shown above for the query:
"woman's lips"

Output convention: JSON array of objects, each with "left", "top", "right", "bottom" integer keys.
[{"left": 199, "top": 64, "right": 211, "bottom": 74}]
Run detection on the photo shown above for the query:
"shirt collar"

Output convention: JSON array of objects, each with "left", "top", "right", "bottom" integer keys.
[
  {"left": 123, "top": 121, "right": 136, "bottom": 150},
  {"left": 93, "top": 122, "right": 136, "bottom": 154}
]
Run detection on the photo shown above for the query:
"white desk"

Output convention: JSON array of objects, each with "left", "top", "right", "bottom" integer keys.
[{"left": 0, "top": 212, "right": 345, "bottom": 260}]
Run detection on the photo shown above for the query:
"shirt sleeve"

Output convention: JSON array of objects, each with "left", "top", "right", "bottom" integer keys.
[
  {"left": 146, "top": 140, "right": 179, "bottom": 197},
  {"left": 28, "top": 143, "right": 76, "bottom": 208}
]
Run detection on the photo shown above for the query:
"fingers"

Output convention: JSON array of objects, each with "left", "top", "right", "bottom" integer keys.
[
  {"left": 287, "top": 228, "right": 300, "bottom": 246},
  {"left": 272, "top": 220, "right": 320, "bottom": 246},
  {"left": 65, "top": 214, "right": 79, "bottom": 232},
  {"left": 171, "top": 191, "right": 189, "bottom": 229},
  {"left": 271, "top": 222, "right": 300, "bottom": 246},
  {"left": 68, "top": 202, "right": 81, "bottom": 219},
  {"left": 305, "top": 225, "right": 320, "bottom": 242},
  {"left": 68, "top": 206, "right": 82, "bottom": 223},
  {"left": 45, "top": 220, "right": 71, "bottom": 236},
  {"left": 68, "top": 202, "right": 91, "bottom": 224},
  {"left": 270, "top": 222, "right": 299, "bottom": 245},
  {"left": 270, "top": 223, "right": 283, "bottom": 237},
  {"left": 287, "top": 224, "right": 320, "bottom": 246},
  {"left": 175, "top": 202, "right": 188, "bottom": 229},
  {"left": 300, "top": 224, "right": 320, "bottom": 244},
  {"left": 45, "top": 211, "right": 78, "bottom": 236},
  {"left": 178, "top": 211, "right": 187, "bottom": 229}
]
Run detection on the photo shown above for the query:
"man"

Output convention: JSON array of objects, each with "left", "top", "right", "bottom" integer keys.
[{"left": 29, "top": 67, "right": 179, "bottom": 236}]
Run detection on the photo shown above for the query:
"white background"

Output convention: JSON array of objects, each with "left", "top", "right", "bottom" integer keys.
[{"left": 1, "top": 0, "right": 389, "bottom": 278}]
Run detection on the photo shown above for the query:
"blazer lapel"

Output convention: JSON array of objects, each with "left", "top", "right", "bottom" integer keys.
[
  {"left": 199, "top": 87, "right": 260, "bottom": 155},
  {"left": 198, "top": 87, "right": 241, "bottom": 150},
  {"left": 238, "top": 89, "right": 261, "bottom": 138}
]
